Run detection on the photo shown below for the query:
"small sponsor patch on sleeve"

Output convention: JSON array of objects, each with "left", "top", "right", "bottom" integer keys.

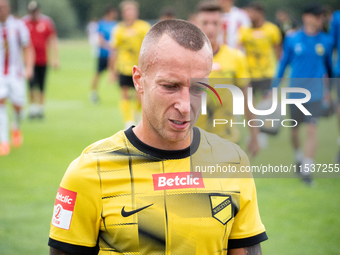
[{"left": 52, "top": 187, "right": 77, "bottom": 230}]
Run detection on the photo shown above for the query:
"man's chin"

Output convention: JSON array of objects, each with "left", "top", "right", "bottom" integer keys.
[{"left": 165, "top": 129, "right": 191, "bottom": 144}]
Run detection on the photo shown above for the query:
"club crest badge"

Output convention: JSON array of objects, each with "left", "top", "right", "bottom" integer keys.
[
  {"left": 209, "top": 195, "right": 232, "bottom": 225},
  {"left": 315, "top": 43, "right": 325, "bottom": 56}
]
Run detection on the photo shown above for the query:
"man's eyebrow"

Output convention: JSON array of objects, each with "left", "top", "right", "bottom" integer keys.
[{"left": 155, "top": 77, "right": 181, "bottom": 84}]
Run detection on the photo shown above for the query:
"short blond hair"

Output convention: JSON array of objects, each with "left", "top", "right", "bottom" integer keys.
[{"left": 119, "top": 0, "right": 139, "bottom": 10}]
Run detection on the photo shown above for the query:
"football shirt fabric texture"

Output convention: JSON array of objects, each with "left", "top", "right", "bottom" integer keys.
[
  {"left": 97, "top": 19, "right": 117, "bottom": 58},
  {"left": 49, "top": 126, "right": 267, "bottom": 254},
  {"left": 195, "top": 45, "right": 250, "bottom": 143},
  {"left": 219, "top": 6, "right": 251, "bottom": 48},
  {"left": 273, "top": 29, "right": 334, "bottom": 101},
  {"left": 0, "top": 15, "right": 30, "bottom": 77},
  {"left": 23, "top": 14, "right": 56, "bottom": 66},
  {"left": 239, "top": 21, "right": 281, "bottom": 79},
  {"left": 111, "top": 20, "right": 150, "bottom": 76},
  {"left": 329, "top": 10, "right": 340, "bottom": 77}
]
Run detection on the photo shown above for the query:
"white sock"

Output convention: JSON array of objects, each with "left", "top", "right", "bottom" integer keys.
[
  {"left": 29, "top": 104, "right": 39, "bottom": 115},
  {"left": 302, "top": 157, "right": 314, "bottom": 176},
  {"left": 38, "top": 104, "right": 44, "bottom": 114},
  {"left": 0, "top": 104, "right": 9, "bottom": 143},
  {"left": 12, "top": 108, "right": 22, "bottom": 130},
  {"left": 295, "top": 149, "right": 304, "bottom": 163},
  {"left": 257, "top": 132, "right": 268, "bottom": 149}
]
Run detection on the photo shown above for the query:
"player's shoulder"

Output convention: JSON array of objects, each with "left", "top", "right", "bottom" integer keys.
[
  {"left": 231, "top": 6, "right": 248, "bottom": 17},
  {"left": 333, "top": 10, "right": 340, "bottom": 19},
  {"left": 9, "top": 15, "right": 25, "bottom": 25},
  {"left": 319, "top": 31, "right": 333, "bottom": 40},
  {"left": 13, "top": 16, "right": 29, "bottom": 31},
  {"left": 39, "top": 14, "right": 55, "bottom": 24},
  {"left": 65, "top": 130, "right": 128, "bottom": 175},
  {"left": 263, "top": 21, "right": 280, "bottom": 31},
  {"left": 21, "top": 14, "right": 30, "bottom": 22},
  {"left": 196, "top": 127, "right": 248, "bottom": 162},
  {"left": 319, "top": 31, "right": 334, "bottom": 47},
  {"left": 135, "top": 19, "right": 151, "bottom": 29},
  {"left": 286, "top": 29, "right": 302, "bottom": 40},
  {"left": 219, "top": 44, "right": 245, "bottom": 59},
  {"left": 82, "top": 129, "right": 127, "bottom": 155}
]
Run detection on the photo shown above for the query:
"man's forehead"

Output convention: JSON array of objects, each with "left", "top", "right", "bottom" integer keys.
[{"left": 155, "top": 34, "right": 212, "bottom": 58}]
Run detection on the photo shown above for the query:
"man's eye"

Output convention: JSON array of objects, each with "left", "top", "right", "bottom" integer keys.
[
  {"left": 163, "top": 85, "right": 177, "bottom": 90},
  {"left": 190, "top": 86, "right": 204, "bottom": 95}
]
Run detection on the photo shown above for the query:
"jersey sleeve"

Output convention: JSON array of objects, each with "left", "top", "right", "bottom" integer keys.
[
  {"left": 241, "top": 10, "right": 251, "bottom": 27},
  {"left": 19, "top": 20, "right": 30, "bottom": 47},
  {"left": 48, "top": 153, "right": 102, "bottom": 255},
  {"left": 274, "top": 35, "right": 293, "bottom": 82},
  {"left": 47, "top": 17, "right": 57, "bottom": 37},
  {"left": 271, "top": 24, "right": 282, "bottom": 46},
  {"left": 238, "top": 27, "right": 246, "bottom": 45},
  {"left": 228, "top": 148, "right": 268, "bottom": 249},
  {"left": 143, "top": 21, "right": 151, "bottom": 37},
  {"left": 235, "top": 50, "right": 250, "bottom": 88},
  {"left": 329, "top": 13, "right": 338, "bottom": 47},
  {"left": 111, "top": 25, "right": 120, "bottom": 49}
]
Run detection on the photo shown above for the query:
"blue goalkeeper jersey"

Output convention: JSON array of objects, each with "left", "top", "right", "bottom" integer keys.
[
  {"left": 97, "top": 19, "right": 117, "bottom": 58},
  {"left": 273, "top": 29, "right": 333, "bottom": 102},
  {"left": 329, "top": 10, "right": 340, "bottom": 77}
]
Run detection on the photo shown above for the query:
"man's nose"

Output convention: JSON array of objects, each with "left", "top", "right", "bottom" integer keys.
[{"left": 174, "top": 87, "right": 190, "bottom": 115}]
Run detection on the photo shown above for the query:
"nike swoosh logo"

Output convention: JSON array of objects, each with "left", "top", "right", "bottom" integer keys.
[{"left": 121, "top": 204, "right": 153, "bottom": 217}]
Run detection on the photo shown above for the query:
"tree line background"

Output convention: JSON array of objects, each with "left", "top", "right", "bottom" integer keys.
[{"left": 10, "top": 0, "right": 340, "bottom": 38}]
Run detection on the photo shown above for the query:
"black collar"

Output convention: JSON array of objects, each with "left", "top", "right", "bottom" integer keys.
[{"left": 124, "top": 126, "right": 200, "bottom": 160}]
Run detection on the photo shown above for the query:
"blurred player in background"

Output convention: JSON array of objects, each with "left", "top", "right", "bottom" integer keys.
[
  {"left": 272, "top": 3, "right": 333, "bottom": 185},
  {"left": 218, "top": 0, "right": 250, "bottom": 48},
  {"left": 239, "top": 2, "right": 281, "bottom": 98},
  {"left": 110, "top": 0, "right": 150, "bottom": 128},
  {"left": 159, "top": 6, "right": 176, "bottom": 21},
  {"left": 275, "top": 9, "right": 297, "bottom": 43},
  {"left": 238, "top": 2, "right": 281, "bottom": 149},
  {"left": 322, "top": 6, "right": 333, "bottom": 32},
  {"left": 0, "top": 0, "right": 34, "bottom": 155},
  {"left": 89, "top": 6, "right": 117, "bottom": 104},
  {"left": 195, "top": 1, "right": 259, "bottom": 157},
  {"left": 23, "top": 1, "right": 59, "bottom": 119},
  {"left": 86, "top": 17, "right": 99, "bottom": 57},
  {"left": 329, "top": 9, "right": 340, "bottom": 162},
  {"left": 187, "top": 13, "right": 198, "bottom": 26}
]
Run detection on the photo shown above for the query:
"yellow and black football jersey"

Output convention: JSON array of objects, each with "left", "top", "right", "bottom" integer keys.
[
  {"left": 49, "top": 127, "right": 267, "bottom": 254},
  {"left": 111, "top": 20, "right": 150, "bottom": 76},
  {"left": 239, "top": 21, "right": 281, "bottom": 79}
]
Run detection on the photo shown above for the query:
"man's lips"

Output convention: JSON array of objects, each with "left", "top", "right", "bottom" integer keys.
[
  {"left": 170, "top": 119, "right": 189, "bottom": 125},
  {"left": 169, "top": 119, "right": 190, "bottom": 130}
]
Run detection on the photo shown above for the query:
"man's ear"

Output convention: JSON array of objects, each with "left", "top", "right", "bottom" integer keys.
[{"left": 133, "top": 65, "right": 143, "bottom": 94}]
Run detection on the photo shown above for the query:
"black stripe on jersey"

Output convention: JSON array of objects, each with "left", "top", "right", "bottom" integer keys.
[
  {"left": 162, "top": 161, "right": 169, "bottom": 252},
  {"left": 124, "top": 126, "right": 200, "bottom": 159},
  {"left": 48, "top": 238, "right": 99, "bottom": 255},
  {"left": 96, "top": 159, "right": 107, "bottom": 232},
  {"left": 124, "top": 136, "right": 136, "bottom": 210},
  {"left": 107, "top": 148, "right": 162, "bottom": 163},
  {"left": 138, "top": 228, "right": 166, "bottom": 247},
  {"left": 228, "top": 231, "right": 268, "bottom": 249}
]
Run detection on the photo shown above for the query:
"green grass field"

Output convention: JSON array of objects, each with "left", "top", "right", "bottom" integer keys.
[{"left": 1, "top": 40, "right": 340, "bottom": 254}]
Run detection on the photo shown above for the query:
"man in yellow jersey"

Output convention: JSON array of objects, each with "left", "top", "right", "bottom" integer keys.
[
  {"left": 238, "top": 2, "right": 281, "bottom": 97},
  {"left": 110, "top": 0, "right": 150, "bottom": 128},
  {"left": 195, "top": 1, "right": 259, "bottom": 157},
  {"left": 49, "top": 19, "right": 267, "bottom": 254}
]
